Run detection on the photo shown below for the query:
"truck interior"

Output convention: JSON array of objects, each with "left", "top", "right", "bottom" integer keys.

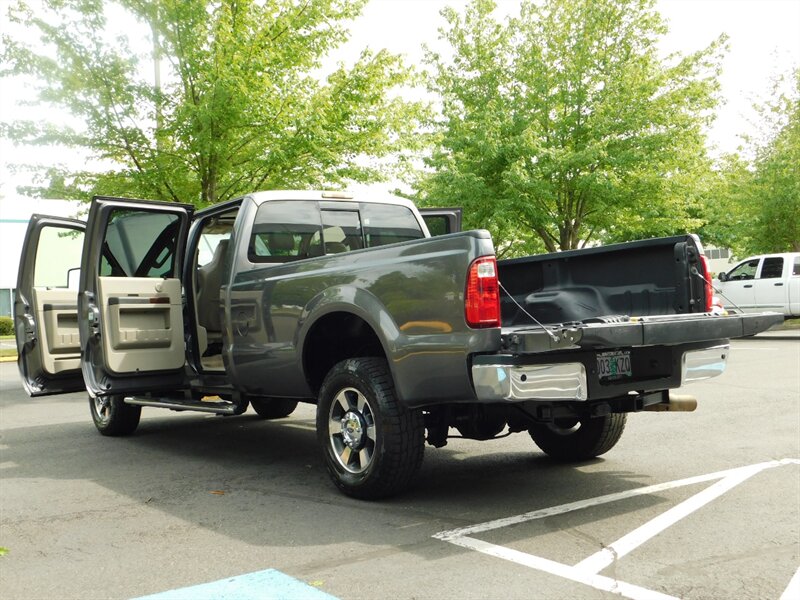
[{"left": 192, "top": 207, "right": 237, "bottom": 371}]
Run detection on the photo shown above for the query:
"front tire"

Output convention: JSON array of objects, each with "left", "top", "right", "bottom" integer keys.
[
  {"left": 529, "top": 413, "right": 627, "bottom": 461},
  {"left": 316, "top": 358, "right": 424, "bottom": 499},
  {"left": 89, "top": 395, "right": 141, "bottom": 436}
]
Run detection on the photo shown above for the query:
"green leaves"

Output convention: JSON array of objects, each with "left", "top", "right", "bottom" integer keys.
[
  {"left": 702, "top": 68, "right": 800, "bottom": 256},
  {"left": 415, "top": 0, "right": 723, "bottom": 253},
  {"left": 3, "top": 0, "right": 427, "bottom": 205}
]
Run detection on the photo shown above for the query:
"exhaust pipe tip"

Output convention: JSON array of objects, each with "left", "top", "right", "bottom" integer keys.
[{"left": 644, "top": 393, "right": 698, "bottom": 412}]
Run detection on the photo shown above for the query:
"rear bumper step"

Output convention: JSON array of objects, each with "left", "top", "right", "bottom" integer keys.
[{"left": 472, "top": 343, "right": 730, "bottom": 403}]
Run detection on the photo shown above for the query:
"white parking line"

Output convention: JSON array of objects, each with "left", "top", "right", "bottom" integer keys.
[
  {"left": 448, "top": 535, "right": 679, "bottom": 600},
  {"left": 434, "top": 459, "right": 798, "bottom": 541},
  {"left": 781, "top": 566, "right": 800, "bottom": 600},
  {"left": 434, "top": 459, "right": 800, "bottom": 600},
  {"left": 572, "top": 463, "right": 764, "bottom": 573}
]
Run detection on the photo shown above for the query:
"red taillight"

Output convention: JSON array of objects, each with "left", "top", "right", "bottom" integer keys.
[
  {"left": 700, "top": 255, "right": 713, "bottom": 312},
  {"left": 465, "top": 256, "right": 500, "bottom": 328}
]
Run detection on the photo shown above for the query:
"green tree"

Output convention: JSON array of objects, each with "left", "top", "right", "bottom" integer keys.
[
  {"left": 703, "top": 68, "right": 799, "bottom": 256},
  {"left": 747, "top": 69, "right": 800, "bottom": 253},
  {"left": 1, "top": 0, "right": 427, "bottom": 205},
  {"left": 701, "top": 153, "right": 755, "bottom": 256},
  {"left": 415, "top": 0, "right": 723, "bottom": 254}
]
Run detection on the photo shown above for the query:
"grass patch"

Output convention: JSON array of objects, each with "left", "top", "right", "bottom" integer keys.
[
  {"left": 0, "top": 348, "right": 17, "bottom": 359},
  {"left": 782, "top": 318, "right": 800, "bottom": 329}
]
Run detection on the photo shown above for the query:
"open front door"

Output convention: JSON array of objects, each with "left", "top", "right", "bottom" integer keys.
[
  {"left": 78, "top": 197, "right": 194, "bottom": 397},
  {"left": 15, "top": 215, "right": 86, "bottom": 396},
  {"left": 419, "top": 208, "right": 462, "bottom": 236}
]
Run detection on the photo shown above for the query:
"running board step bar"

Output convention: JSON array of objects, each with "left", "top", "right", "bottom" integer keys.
[{"left": 124, "top": 396, "right": 239, "bottom": 415}]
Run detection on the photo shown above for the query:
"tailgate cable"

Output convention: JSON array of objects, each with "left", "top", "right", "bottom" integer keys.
[
  {"left": 690, "top": 267, "right": 746, "bottom": 314},
  {"left": 498, "top": 281, "right": 560, "bottom": 342}
]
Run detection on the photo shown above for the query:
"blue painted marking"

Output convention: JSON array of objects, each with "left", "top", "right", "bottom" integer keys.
[{"left": 132, "top": 568, "right": 339, "bottom": 600}]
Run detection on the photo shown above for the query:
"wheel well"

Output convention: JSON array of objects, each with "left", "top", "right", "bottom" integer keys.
[{"left": 303, "top": 312, "right": 385, "bottom": 395}]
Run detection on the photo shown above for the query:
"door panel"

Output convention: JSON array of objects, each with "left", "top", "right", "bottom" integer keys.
[
  {"left": 753, "top": 257, "right": 786, "bottom": 312},
  {"left": 79, "top": 197, "right": 194, "bottom": 397},
  {"left": 14, "top": 215, "right": 86, "bottom": 396},
  {"left": 98, "top": 277, "right": 184, "bottom": 372},
  {"left": 32, "top": 288, "right": 81, "bottom": 374}
]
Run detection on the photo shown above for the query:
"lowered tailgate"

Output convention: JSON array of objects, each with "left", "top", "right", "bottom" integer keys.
[
  {"left": 499, "top": 311, "right": 784, "bottom": 354},
  {"left": 471, "top": 312, "right": 783, "bottom": 404}
]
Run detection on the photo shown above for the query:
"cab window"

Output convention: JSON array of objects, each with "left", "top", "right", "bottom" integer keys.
[
  {"left": 34, "top": 226, "right": 84, "bottom": 288},
  {"left": 320, "top": 210, "right": 363, "bottom": 254},
  {"left": 726, "top": 259, "right": 759, "bottom": 281},
  {"left": 99, "top": 210, "right": 179, "bottom": 278},
  {"left": 759, "top": 257, "right": 783, "bottom": 279},
  {"left": 249, "top": 201, "right": 323, "bottom": 263},
  {"left": 361, "top": 204, "right": 424, "bottom": 248}
]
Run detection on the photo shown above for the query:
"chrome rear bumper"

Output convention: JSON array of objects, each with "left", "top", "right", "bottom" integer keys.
[
  {"left": 472, "top": 362, "right": 587, "bottom": 402},
  {"left": 472, "top": 343, "right": 730, "bottom": 403}
]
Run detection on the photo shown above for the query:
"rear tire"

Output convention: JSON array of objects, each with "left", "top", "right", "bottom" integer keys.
[
  {"left": 316, "top": 357, "right": 424, "bottom": 499},
  {"left": 529, "top": 413, "right": 627, "bottom": 461},
  {"left": 250, "top": 397, "right": 298, "bottom": 420},
  {"left": 89, "top": 395, "right": 141, "bottom": 436}
]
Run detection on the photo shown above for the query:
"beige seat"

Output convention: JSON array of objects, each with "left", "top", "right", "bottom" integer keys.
[{"left": 197, "top": 239, "right": 229, "bottom": 334}]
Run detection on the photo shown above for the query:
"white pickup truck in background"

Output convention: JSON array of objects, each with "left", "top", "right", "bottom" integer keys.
[{"left": 716, "top": 252, "right": 800, "bottom": 318}]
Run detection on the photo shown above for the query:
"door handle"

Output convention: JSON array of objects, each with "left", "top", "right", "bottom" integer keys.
[
  {"left": 87, "top": 305, "right": 102, "bottom": 338},
  {"left": 774, "top": 282, "right": 784, "bottom": 286},
  {"left": 23, "top": 313, "right": 36, "bottom": 344},
  {"left": 743, "top": 284, "right": 753, "bottom": 288}
]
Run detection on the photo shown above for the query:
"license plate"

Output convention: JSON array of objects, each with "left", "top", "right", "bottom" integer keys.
[{"left": 597, "top": 351, "right": 632, "bottom": 380}]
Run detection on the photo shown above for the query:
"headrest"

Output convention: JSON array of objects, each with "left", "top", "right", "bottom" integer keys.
[
  {"left": 212, "top": 239, "right": 229, "bottom": 260},
  {"left": 269, "top": 232, "right": 295, "bottom": 253}
]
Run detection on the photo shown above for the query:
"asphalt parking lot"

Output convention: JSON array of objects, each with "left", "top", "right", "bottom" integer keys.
[{"left": 1, "top": 332, "right": 798, "bottom": 600}]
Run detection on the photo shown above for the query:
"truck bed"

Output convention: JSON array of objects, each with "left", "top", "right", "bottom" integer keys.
[{"left": 498, "top": 235, "right": 709, "bottom": 325}]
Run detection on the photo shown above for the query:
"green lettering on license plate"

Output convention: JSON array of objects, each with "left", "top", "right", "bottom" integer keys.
[{"left": 597, "top": 351, "right": 632, "bottom": 380}]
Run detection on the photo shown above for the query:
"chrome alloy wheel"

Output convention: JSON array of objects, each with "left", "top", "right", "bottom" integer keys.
[
  {"left": 93, "top": 396, "right": 112, "bottom": 425},
  {"left": 328, "top": 387, "right": 377, "bottom": 474}
]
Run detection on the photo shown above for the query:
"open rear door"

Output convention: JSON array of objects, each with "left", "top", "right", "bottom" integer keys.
[
  {"left": 78, "top": 197, "right": 194, "bottom": 398},
  {"left": 15, "top": 215, "right": 86, "bottom": 396},
  {"left": 419, "top": 208, "right": 462, "bottom": 236}
]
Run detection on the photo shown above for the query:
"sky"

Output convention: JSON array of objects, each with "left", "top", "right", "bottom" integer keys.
[
  {"left": 335, "top": 0, "right": 800, "bottom": 155},
  {"left": 1, "top": 0, "right": 799, "bottom": 201}
]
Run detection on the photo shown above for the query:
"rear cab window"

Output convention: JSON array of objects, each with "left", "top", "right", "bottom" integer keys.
[
  {"left": 249, "top": 201, "right": 323, "bottom": 263},
  {"left": 361, "top": 203, "right": 425, "bottom": 247},
  {"left": 759, "top": 257, "right": 784, "bottom": 279},
  {"left": 248, "top": 200, "right": 424, "bottom": 263}
]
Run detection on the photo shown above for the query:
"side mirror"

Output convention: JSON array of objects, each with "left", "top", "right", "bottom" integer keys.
[
  {"left": 67, "top": 267, "right": 81, "bottom": 289},
  {"left": 718, "top": 271, "right": 728, "bottom": 282}
]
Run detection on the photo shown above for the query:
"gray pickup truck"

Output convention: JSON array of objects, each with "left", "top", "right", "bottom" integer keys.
[{"left": 15, "top": 191, "right": 781, "bottom": 498}]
